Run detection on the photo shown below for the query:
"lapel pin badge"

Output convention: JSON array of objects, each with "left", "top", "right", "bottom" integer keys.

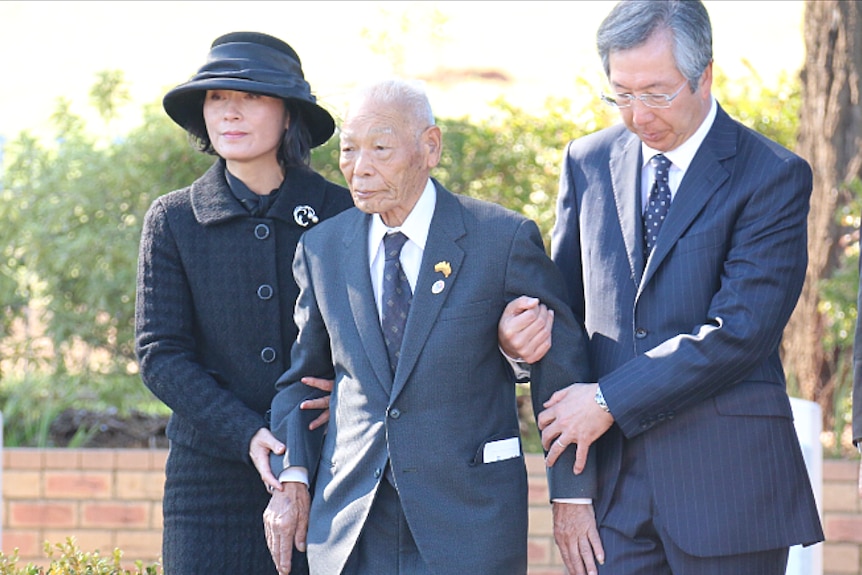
[
  {"left": 432, "top": 261, "right": 450, "bottom": 294},
  {"left": 434, "top": 261, "right": 452, "bottom": 278},
  {"left": 293, "top": 205, "right": 319, "bottom": 227}
]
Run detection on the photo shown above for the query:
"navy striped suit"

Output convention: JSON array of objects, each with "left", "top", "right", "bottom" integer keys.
[{"left": 551, "top": 104, "right": 824, "bottom": 569}]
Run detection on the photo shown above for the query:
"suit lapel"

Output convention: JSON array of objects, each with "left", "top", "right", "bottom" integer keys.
[
  {"left": 640, "top": 106, "right": 735, "bottom": 288},
  {"left": 610, "top": 132, "right": 646, "bottom": 284},
  {"left": 341, "top": 213, "right": 395, "bottom": 394},
  {"left": 390, "top": 183, "right": 465, "bottom": 401}
]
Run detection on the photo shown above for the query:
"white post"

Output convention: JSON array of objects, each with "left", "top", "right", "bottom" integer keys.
[{"left": 787, "top": 398, "right": 823, "bottom": 575}]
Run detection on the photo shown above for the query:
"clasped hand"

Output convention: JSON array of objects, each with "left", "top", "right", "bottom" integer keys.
[{"left": 538, "top": 383, "right": 614, "bottom": 474}]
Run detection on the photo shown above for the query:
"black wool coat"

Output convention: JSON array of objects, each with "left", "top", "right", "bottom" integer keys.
[{"left": 135, "top": 159, "right": 353, "bottom": 463}]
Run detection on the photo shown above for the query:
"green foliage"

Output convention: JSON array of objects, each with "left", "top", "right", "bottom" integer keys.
[
  {"left": 0, "top": 371, "right": 168, "bottom": 447},
  {"left": 0, "top": 537, "right": 161, "bottom": 575},
  {"left": 0, "top": 72, "right": 212, "bottom": 377},
  {"left": 712, "top": 62, "right": 801, "bottom": 150}
]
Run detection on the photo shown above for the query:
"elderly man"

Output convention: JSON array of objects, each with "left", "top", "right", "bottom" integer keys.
[{"left": 259, "top": 79, "right": 601, "bottom": 575}]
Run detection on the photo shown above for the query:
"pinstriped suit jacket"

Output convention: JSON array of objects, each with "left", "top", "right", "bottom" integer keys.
[
  {"left": 270, "top": 182, "right": 593, "bottom": 574},
  {"left": 551, "top": 104, "right": 824, "bottom": 556}
]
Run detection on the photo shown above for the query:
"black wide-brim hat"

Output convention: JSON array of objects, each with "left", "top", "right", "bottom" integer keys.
[{"left": 163, "top": 31, "right": 335, "bottom": 148}]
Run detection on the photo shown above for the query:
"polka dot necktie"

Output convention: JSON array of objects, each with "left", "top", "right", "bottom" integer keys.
[
  {"left": 644, "top": 153, "right": 672, "bottom": 255},
  {"left": 381, "top": 232, "right": 412, "bottom": 374}
]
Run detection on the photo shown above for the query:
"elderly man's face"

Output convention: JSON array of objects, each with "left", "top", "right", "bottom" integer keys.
[{"left": 339, "top": 97, "right": 441, "bottom": 228}]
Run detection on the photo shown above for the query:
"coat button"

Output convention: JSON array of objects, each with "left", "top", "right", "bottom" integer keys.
[
  {"left": 374, "top": 468, "right": 382, "bottom": 478},
  {"left": 635, "top": 328, "right": 648, "bottom": 339},
  {"left": 389, "top": 408, "right": 401, "bottom": 419},
  {"left": 257, "top": 284, "right": 274, "bottom": 300},
  {"left": 260, "top": 347, "right": 276, "bottom": 363},
  {"left": 254, "top": 223, "right": 270, "bottom": 240}
]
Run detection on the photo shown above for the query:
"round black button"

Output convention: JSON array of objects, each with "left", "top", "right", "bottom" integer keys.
[
  {"left": 254, "top": 223, "right": 270, "bottom": 240},
  {"left": 257, "top": 284, "right": 274, "bottom": 300},
  {"left": 260, "top": 347, "right": 276, "bottom": 363},
  {"left": 389, "top": 408, "right": 401, "bottom": 419},
  {"left": 635, "top": 328, "right": 648, "bottom": 339}
]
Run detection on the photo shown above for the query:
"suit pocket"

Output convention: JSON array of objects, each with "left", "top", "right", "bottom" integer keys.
[
  {"left": 674, "top": 227, "right": 725, "bottom": 255},
  {"left": 470, "top": 429, "right": 522, "bottom": 466},
  {"left": 437, "top": 299, "right": 496, "bottom": 322}
]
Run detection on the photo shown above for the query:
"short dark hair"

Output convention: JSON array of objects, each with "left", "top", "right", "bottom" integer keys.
[{"left": 597, "top": 0, "right": 713, "bottom": 91}]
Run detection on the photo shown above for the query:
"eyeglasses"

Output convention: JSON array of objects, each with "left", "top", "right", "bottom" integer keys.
[{"left": 600, "top": 80, "right": 689, "bottom": 109}]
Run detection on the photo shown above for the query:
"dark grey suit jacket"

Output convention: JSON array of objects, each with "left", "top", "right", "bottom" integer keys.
[
  {"left": 271, "top": 181, "right": 592, "bottom": 574},
  {"left": 551, "top": 104, "right": 824, "bottom": 556}
]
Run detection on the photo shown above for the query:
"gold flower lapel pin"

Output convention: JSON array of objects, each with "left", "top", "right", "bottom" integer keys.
[{"left": 434, "top": 261, "right": 452, "bottom": 278}]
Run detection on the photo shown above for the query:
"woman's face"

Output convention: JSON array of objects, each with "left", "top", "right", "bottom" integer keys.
[{"left": 203, "top": 90, "right": 289, "bottom": 170}]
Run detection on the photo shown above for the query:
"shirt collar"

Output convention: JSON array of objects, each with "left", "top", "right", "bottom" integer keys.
[
  {"left": 369, "top": 179, "right": 436, "bottom": 252},
  {"left": 642, "top": 95, "right": 717, "bottom": 173}
]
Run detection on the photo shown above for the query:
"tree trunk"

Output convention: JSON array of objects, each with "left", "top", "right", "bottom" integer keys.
[{"left": 785, "top": 1, "right": 862, "bottom": 432}]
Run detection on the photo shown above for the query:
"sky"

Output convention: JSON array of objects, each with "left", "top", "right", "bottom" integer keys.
[{"left": 0, "top": 1, "right": 806, "bottom": 143}]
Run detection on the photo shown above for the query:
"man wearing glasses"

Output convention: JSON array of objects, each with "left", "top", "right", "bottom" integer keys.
[{"left": 503, "top": 0, "right": 824, "bottom": 572}]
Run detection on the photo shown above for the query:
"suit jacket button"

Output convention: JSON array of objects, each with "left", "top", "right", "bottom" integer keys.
[
  {"left": 374, "top": 468, "right": 382, "bottom": 478},
  {"left": 260, "top": 347, "right": 276, "bottom": 363},
  {"left": 635, "top": 328, "right": 648, "bottom": 339},
  {"left": 389, "top": 408, "right": 401, "bottom": 419}
]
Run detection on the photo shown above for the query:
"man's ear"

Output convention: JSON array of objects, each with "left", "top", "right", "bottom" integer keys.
[{"left": 425, "top": 125, "right": 443, "bottom": 168}]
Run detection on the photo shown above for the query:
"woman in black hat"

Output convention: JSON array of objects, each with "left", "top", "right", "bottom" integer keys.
[{"left": 135, "top": 31, "right": 352, "bottom": 574}]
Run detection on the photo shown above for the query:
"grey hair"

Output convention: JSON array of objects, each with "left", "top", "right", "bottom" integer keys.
[
  {"left": 596, "top": 0, "right": 713, "bottom": 91},
  {"left": 347, "top": 78, "right": 436, "bottom": 133}
]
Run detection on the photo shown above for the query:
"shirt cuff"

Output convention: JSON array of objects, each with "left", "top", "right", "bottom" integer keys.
[
  {"left": 278, "top": 466, "right": 309, "bottom": 486},
  {"left": 499, "top": 345, "right": 531, "bottom": 381},
  {"left": 552, "top": 498, "right": 593, "bottom": 504}
]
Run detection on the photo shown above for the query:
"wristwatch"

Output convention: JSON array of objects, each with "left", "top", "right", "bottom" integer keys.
[{"left": 594, "top": 385, "right": 610, "bottom": 413}]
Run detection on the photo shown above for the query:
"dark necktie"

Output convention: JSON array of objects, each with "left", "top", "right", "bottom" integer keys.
[
  {"left": 381, "top": 232, "right": 412, "bottom": 374},
  {"left": 644, "top": 153, "right": 672, "bottom": 255}
]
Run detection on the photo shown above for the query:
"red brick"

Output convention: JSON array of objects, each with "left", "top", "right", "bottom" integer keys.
[
  {"left": 44, "top": 449, "right": 81, "bottom": 470},
  {"left": 525, "top": 453, "right": 548, "bottom": 476},
  {"left": 527, "top": 536, "right": 553, "bottom": 564},
  {"left": 45, "top": 472, "right": 112, "bottom": 499},
  {"left": 823, "top": 542, "right": 860, "bottom": 575},
  {"left": 114, "top": 529, "right": 162, "bottom": 559},
  {"left": 150, "top": 449, "right": 168, "bottom": 469},
  {"left": 3, "top": 471, "right": 42, "bottom": 498},
  {"left": 116, "top": 471, "right": 164, "bottom": 500},
  {"left": 824, "top": 459, "right": 859, "bottom": 482},
  {"left": 115, "top": 449, "right": 152, "bottom": 471},
  {"left": 2, "top": 530, "right": 41, "bottom": 556},
  {"left": 5, "top": 449, "right": 43, "bottom": 470},
  {"left": 80, "top": 450, "right": 116, "bottom": 470},
  {"left": 529, "top": 476, "right": 550, "bottom": 504},
  {"left": 9, "top": 502, "right": 75, "bottom": 528},
  {"left": 826, "top": 514, "right": 862, "bottom": 543},
  {"left": 82, "top": 502, "right": 149, "bottom": 528},
  {"left": 43, "top": 529, "right": 114, "bottom": 555}
]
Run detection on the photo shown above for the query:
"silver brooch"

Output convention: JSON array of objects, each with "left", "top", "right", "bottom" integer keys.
[{"left": 293, "top": 205, "right": 319, "bottom": 227}]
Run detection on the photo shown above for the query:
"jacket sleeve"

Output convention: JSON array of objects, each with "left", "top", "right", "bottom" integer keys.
[
  {"left": 269, "top": 236, "right": 332, "bottom": 481},
  {"left": 505, "top": 218, "right": 596, "bottom": 500}
]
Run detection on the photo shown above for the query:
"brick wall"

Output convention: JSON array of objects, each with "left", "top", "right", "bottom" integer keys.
[{"left": 1, "top": 449, "right": 860, "bottom": 574}]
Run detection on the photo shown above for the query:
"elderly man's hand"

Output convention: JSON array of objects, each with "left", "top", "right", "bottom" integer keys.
[
  {"left": 498, "top": 296, "right": 554, "bottom": 364},
  {"left": 553, "top": 502, "right": 604, "bottom": 575},
  {"left": 264, "top": 482, "right": 310, "bottom": 575}
]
